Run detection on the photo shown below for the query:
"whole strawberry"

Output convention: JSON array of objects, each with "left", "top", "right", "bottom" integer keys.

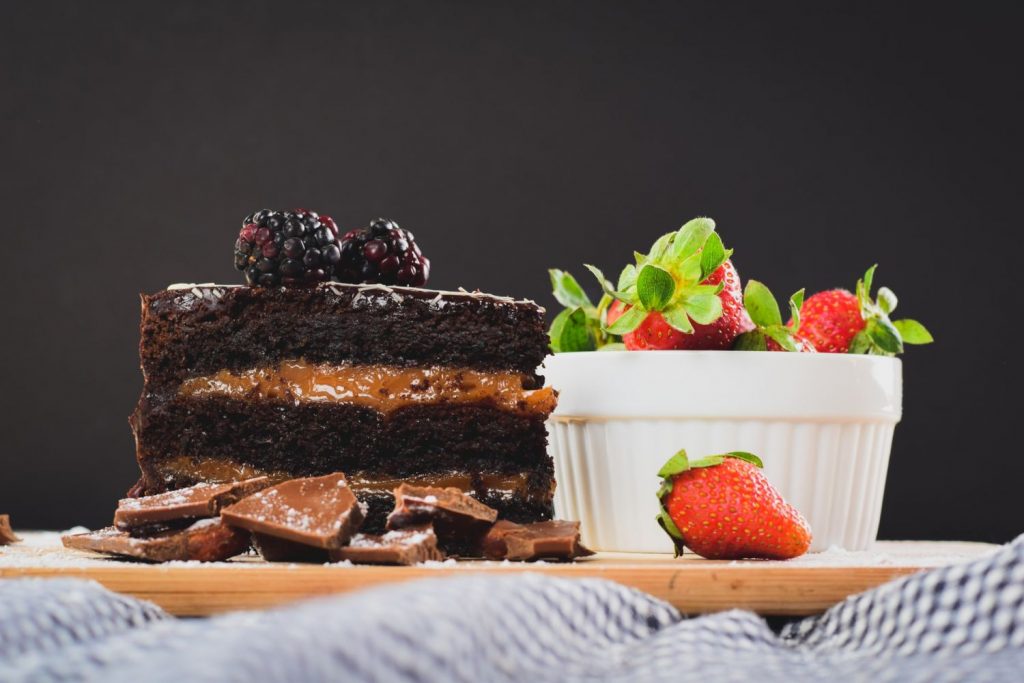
[
  {"left": 796, "top": 289, "right": 861, "bottom": 353},
  {"left": 796, "top": 265, "right": 933, "bottom": 355},
  {"left": 656, "top": 450, "right": 812, "bottom": 560},
  {"left": 588, "top": 218, "right": 754, "bottom": 350},
  {"left": 733, "top": 280, "right": 815, "bottom": 352}
]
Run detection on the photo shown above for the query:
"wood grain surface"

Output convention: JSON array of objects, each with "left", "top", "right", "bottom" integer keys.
[{"left": 0, "top": 536, "right": 996, "bottom": 616}]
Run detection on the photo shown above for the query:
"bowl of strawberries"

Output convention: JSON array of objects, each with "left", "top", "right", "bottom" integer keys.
[{"left": 544, "top": 217, "right": 932, "bottom": 554}]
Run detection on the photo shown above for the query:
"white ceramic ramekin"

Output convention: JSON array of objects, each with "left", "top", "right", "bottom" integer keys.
[{"left": 544, "top": 351, "right": 902, "bottom": 553}]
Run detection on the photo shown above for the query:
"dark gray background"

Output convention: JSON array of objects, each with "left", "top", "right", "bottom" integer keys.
[{"left": 2, "top": 1, "right": 1020, "bottom": 541}]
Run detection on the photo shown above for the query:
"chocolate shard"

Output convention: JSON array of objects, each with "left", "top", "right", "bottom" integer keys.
[
  {"left": 386, "top": 484, "right": 497, "bottom": 556},
  {"left": 0, "top": 514, "right": 20, "bottom": 545},
  {"left": 221, "top": 473, "right": 365, "bottom": 550},
  {"left": 329, "top": 526, "right": 445, "bottom": 566},
  {"left": 61, "top": 519, "right": 251, "bottom": 563},
  {"left": 251, "top": 533, "right": 330, "bottom": 563},
  {"left": 481, "top": 520, "right": 594, "bottom": 561},
  {"left": 114, "top": 477, "right": 272, "bottom": 530}
]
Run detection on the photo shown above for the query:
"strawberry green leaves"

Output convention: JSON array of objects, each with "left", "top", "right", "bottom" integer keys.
[
  {"left": 655, "top": 448, "right": 765, "bottom": 557},
  {"left": 849, "top": 264, "right": 934, "bottom": 356},
  {"left": 787, "top": 288, "right": 804, "bottom": 331},
  {"left": 585, "top": 217, "right": 733, "bottom": 337},
  {"left": 744, "top": 280, "right": 784, "bottom": 327},
  {"left": 699, "top": 232, "right": 729, "bottom": 281},
  {"left": 549, "top": 268, "right": 593, "bottom": 310},
  {"left": 671, "top": 218, "right": 715, "bottom": 261},
  {"left": 876, "top": 286, "right": 898, "bottom": 315},
  {"left": 657, "top": 448, "right": 691, "bottom": 480},
  {"left": 733, "top": 280, "right": 807, "bottom": 352},
  {"left": 688, "top": 451, "right": 763, "bottom": 469},
  {"left": 548, "top": 307, "right": 596, "bottom": 352},
  {"left": 617, "top": 263, "right": 638, "bottom": 293},
  {"left": 583, "top": 264, "right": 623, "bottom": 300},
  {"left": 636, "top": 264, "right": 675, "bottom": 310},
  {"left": 655, "top": 510, "right": 686, "bottom": 556},
  {"left": 547, "top": 269, "right": 621, "bottom": 352},
  {"left": 655, "top": 448, "right": 689, "bottom": 556},
  {"left": 606, "top": 305, "right": 647, "bottom": 335},
  {"left": 681, "top": 290, "right": 723, "bottom": 325},
  {"left": 893, "top": 319, "right": 934, "bottom": 344}
]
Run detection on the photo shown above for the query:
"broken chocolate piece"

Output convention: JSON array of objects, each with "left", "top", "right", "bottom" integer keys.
[
  {"left": 386, "top": 484, "right": 498, "bottom": 556},
  {"left": 220, "top": 472, "right": 365, "bottom": 549},
  {"left": 481, "top": 520, "right": 521, "bottom": 560},
  {"left": 329, "top": 526, "right": 445, "bottom": 565},
  {"left": 114, "top": 477, "right": 271, "bottom": 530},
  {"left": 0, "top": 514, "right": 20, "bottom": 545},
  {"left": 252, "top": 533, "right": 329, "bottom": 563},
  {"left": 61, "top": 519, "right": 250, "bottom": 562},
  {"left": 481, "top": 520, "right": 593, "bottom": 561}
]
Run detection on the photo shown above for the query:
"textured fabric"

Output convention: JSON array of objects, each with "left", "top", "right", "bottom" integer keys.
[{"left": 1, "top": 535, "right": 1022, "bottom": 683}]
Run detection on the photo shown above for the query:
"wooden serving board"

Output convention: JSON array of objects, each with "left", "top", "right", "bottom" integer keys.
[{"left": 0, "top": 533, "right": 996, "bottom": 617}]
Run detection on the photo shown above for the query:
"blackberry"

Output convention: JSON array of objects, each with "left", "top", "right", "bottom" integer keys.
[
  {"left": 234, "top": 209, "right": 342, "bottom": 287},
  {"left": 335, "top": 217, "right": 431, "bottom": 287}
]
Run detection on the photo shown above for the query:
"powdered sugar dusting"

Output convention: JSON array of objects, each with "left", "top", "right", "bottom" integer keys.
[
  {"left": 167, "top": 281, "right": 539, "bottom": 308},
  {"left": 419, "top": 558, "right": 459, "bottom": 568},
  {"left": 348, "top": 530, "right": 431, "bottom": 549},
  {"left": 0, "top": 532, "right": 266, "bottom": 569},
  {"left": 118, "top": 482, "right": 222, "bottom": 510},
  {"left": 718, "top": 542, "right": 999, "bottom": 567},
  {"left": 187, "top": 518, "right": 221, "bottom": 530},
  {"left": 0, "top": 535, "right": 996, "bottom": 572}
]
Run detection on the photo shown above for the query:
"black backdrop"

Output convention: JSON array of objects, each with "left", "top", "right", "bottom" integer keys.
[{"left": 2, "top": 1, "right": 1021, "bottom": 541}]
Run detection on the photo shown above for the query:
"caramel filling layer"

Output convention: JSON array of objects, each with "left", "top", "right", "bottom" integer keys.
[
  {"left": 151, "top": 456, "right": 550, "bottom": 501},
  {"left": 178, "top": 361, "right": 556, "bottom": 416},
  {"left": 152, "top": 456, "right": 282, "bottom": 487},
  {"left": 347, "top": 473, "right": 532, "bottom": 496}
]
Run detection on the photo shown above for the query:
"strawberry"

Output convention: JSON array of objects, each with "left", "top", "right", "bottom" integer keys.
[
  {"left": 585, "top": 218, "right": 754, "bottom": 350},
  {"left": 605, "top": 260, "right": 753, "bottom": 350},
  {"left": 796, "top": 265, "right": 934, "bottom": 355},
  {"left": 656, "top": 450, "right": 812, "bottom": 560},
  {"left": 733, "top": 280, "right": 815, "bottom": 352},
  {"left": 796, "top": 289, "right": 861, "bottom": 353}
]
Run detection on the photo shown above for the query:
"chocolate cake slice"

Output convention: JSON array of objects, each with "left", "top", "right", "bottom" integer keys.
[{"left": 130, "top": 282, "right": 557, "bottom": 531}]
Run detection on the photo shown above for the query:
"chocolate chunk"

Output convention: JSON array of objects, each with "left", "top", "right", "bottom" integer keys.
[
  {"left": 251, "top": 533, "right": 329, "bottom": 563},
  {"left": 386, "top": 484, "right": 497, "bottom": 556},
  {"left": 0, "top": 514, "right": 20, "bottom": 545},
  {"left": 481, "top": 520, "right": 594, "bottom": 561},
  {"left": 480, "top": 520, "right": 520, "bottom": 559},
  {"left": 221, "top": 473, "right": 365, "bottom": 550},
  {"left": 61, "top": 519, "right": 251, "bottom": 562},
  {"left": 329, "top": 526, "right": 445, "bottom": 565},
  {"left": 114, "top": 477, "right": 271, "bottom": 530}
]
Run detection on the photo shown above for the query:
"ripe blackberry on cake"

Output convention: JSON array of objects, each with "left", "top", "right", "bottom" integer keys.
[
  {"left": 335, "top": 217, "right": 431, "bottom": 287},
  {"left": 234, "top": 209, "right": 342, "bottom": 287}
]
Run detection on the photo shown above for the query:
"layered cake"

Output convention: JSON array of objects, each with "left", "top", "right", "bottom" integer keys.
[{"left": 129, "top": 281, "right": 557, "bottom": 531}]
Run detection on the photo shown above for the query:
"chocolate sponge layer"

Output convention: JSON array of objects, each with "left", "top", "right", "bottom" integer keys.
[
  {"left": 130, "top": 395, "right": 556, "bottom": 533},
  {"left": 140, "top": 284, "right": 549, "bottom": 389},
  {"left": 132, "top": 395, "right": 552, "bottom": 478}
]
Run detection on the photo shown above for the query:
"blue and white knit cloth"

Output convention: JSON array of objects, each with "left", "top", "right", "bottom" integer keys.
[{"left": 1, "top": 535, "right": 1022, "bottom": 683}]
